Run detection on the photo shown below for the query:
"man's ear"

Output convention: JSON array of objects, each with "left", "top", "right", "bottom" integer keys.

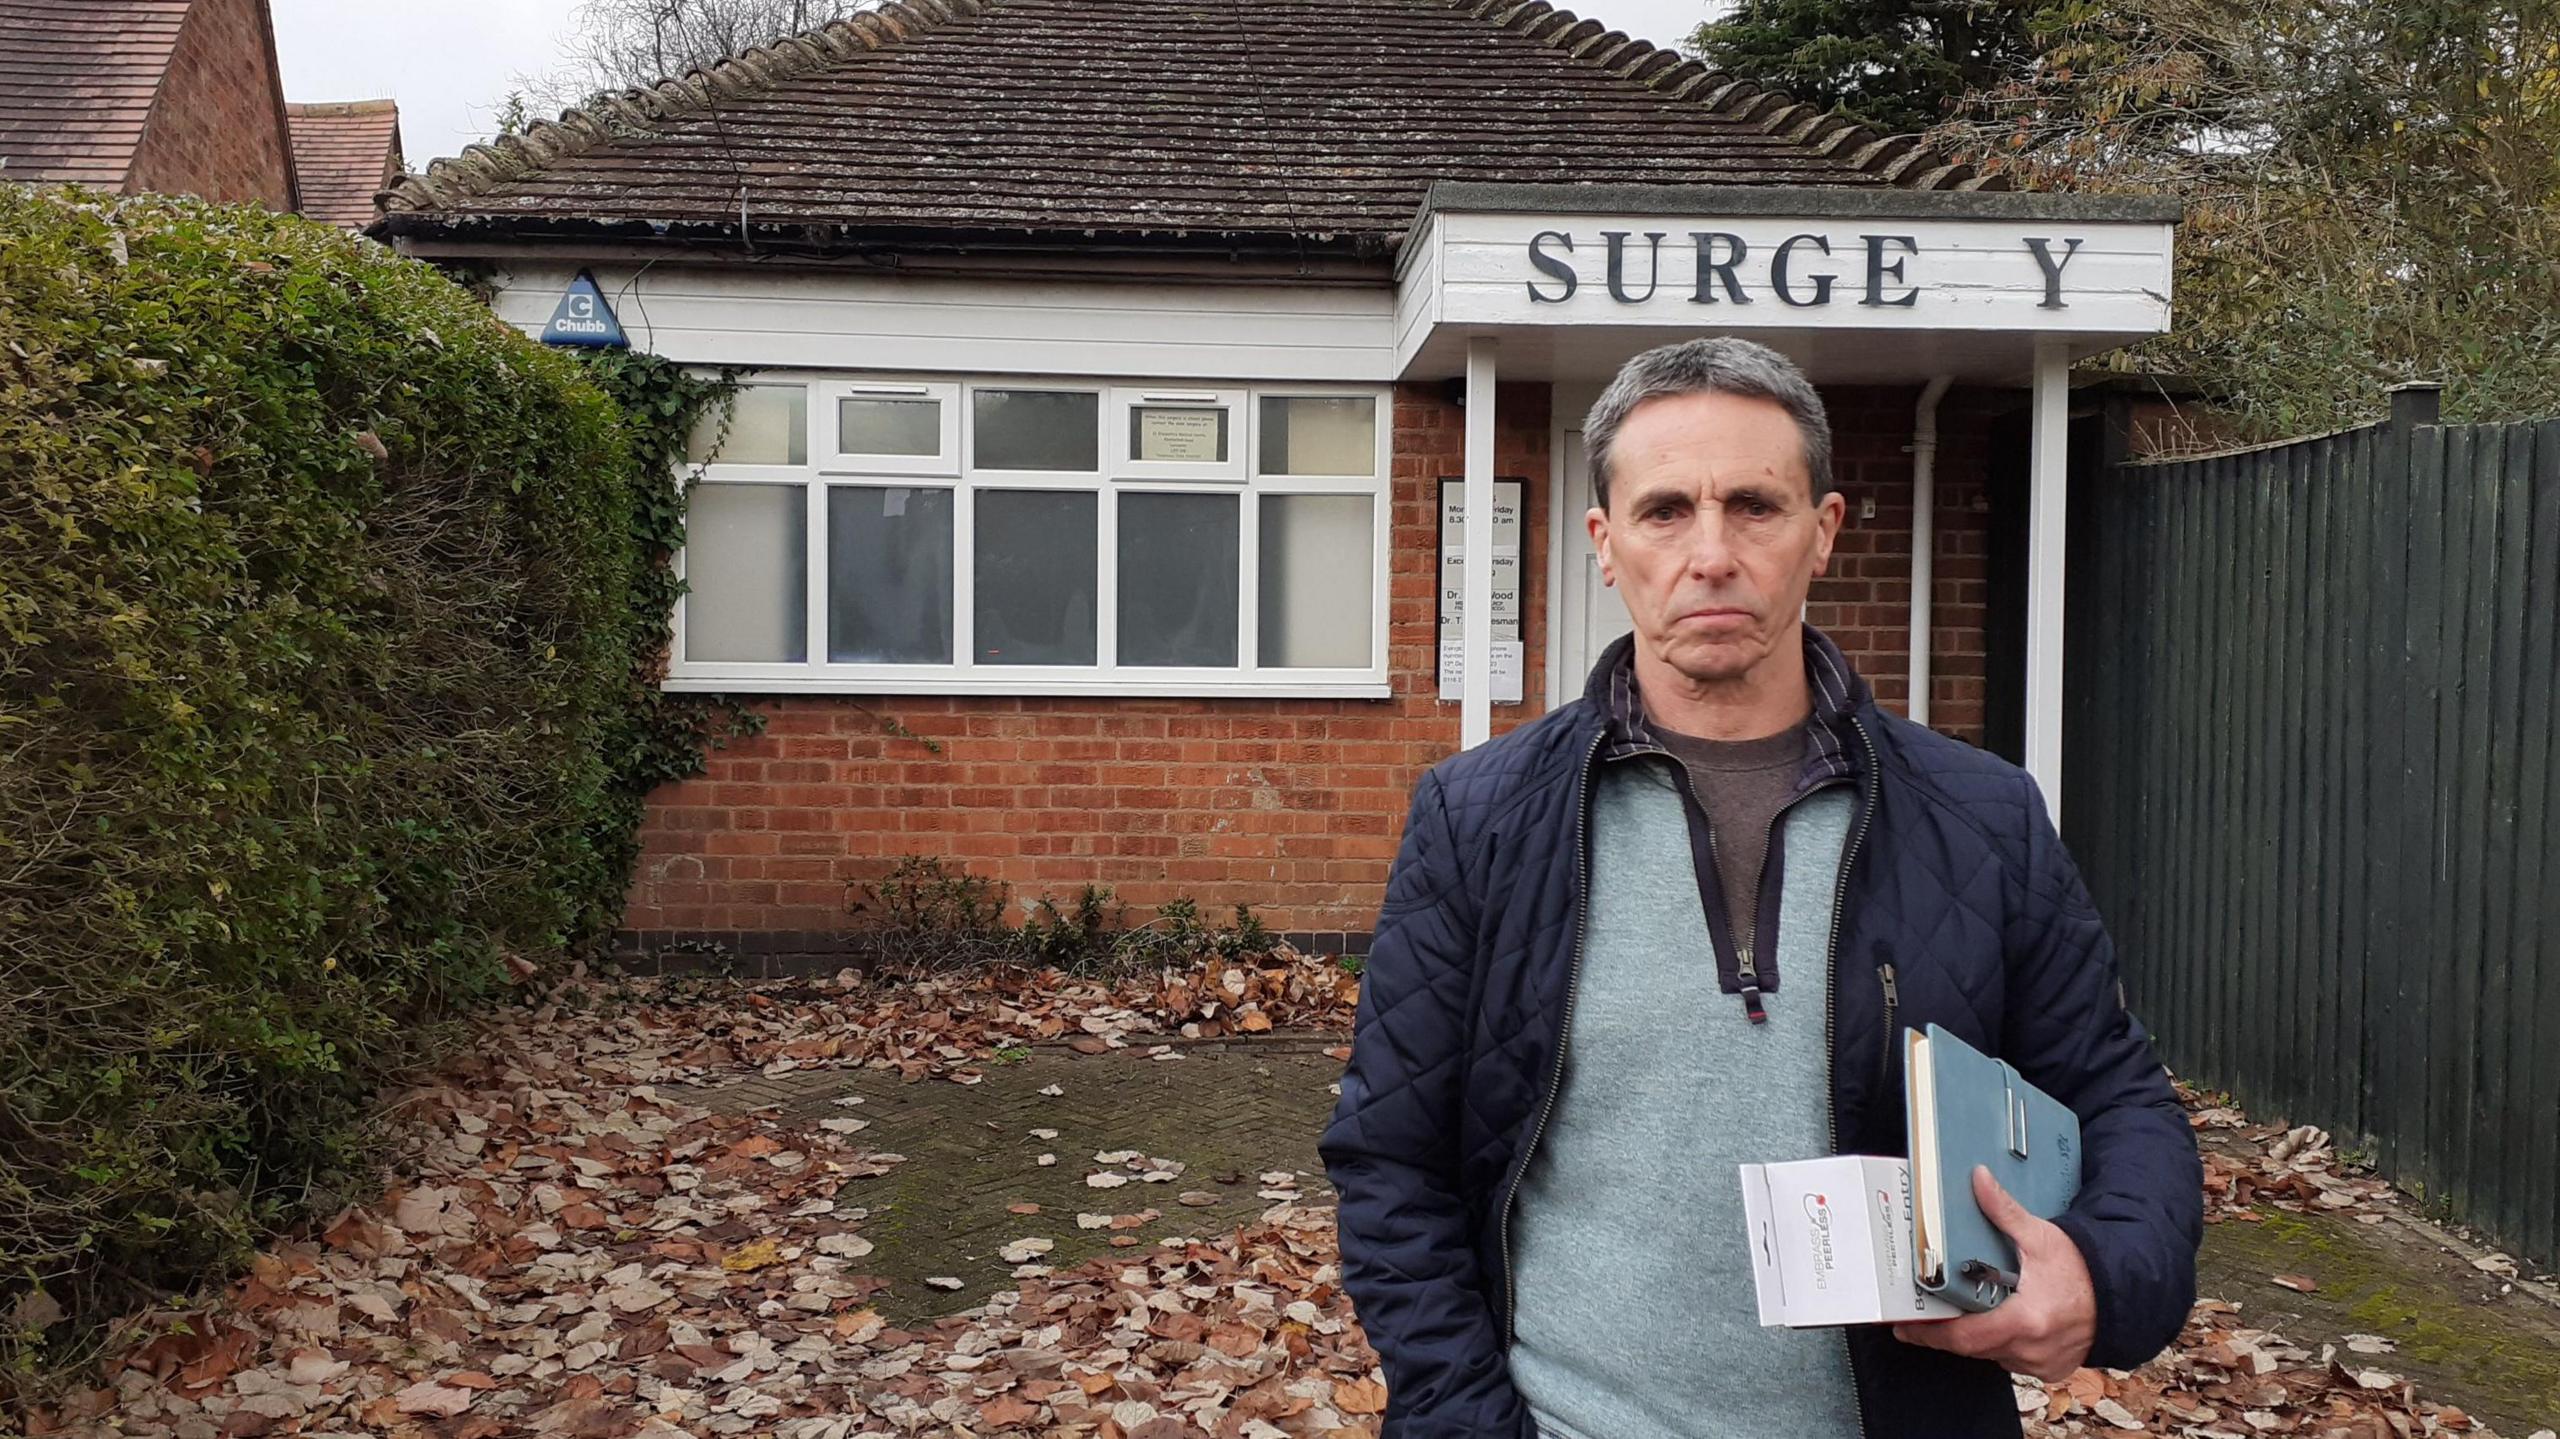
[
  {"left": 1586, "top": 506, "right": 1614, "bottom": 586},
  {"left": 1810, "top": 489, "right": 1846, "bottom": 577}
]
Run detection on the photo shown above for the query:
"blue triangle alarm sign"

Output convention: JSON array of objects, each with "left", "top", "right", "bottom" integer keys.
[{"left": 541, "top": 270, "right": 627, "bottom": 348}]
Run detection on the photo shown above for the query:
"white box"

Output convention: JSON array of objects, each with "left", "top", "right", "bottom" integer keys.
[{"left": 1738, "top": 1156, "right": 1963, "bottom": 1327}]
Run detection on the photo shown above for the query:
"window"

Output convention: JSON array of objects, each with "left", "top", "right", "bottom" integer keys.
[{"left": 671, "top": 373, "right": 1389, "bottom": 697}]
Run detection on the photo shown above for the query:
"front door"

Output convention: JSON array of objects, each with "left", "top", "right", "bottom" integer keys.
[{"left": 1554, "top": 427, "right": 1634, "bottom": 703}]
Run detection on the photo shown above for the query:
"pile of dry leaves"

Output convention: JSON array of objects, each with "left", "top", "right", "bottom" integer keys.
[
  {"left": 23, "top": 955, "right": 2538, "bottom": 1439},
  {"left": 492, "top": 950, "right": 1365, "bottom": 1092},
  {"left": 2006, "top": 1091, "right": 2541, "bottom": 1439},
  {"left": 22, "top": 953, "right": 1375, "bottom": 1439}
]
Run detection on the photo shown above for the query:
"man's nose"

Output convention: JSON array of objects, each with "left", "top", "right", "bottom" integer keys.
[{"left": 1684, "top": 507, "right": 1741, "bottom": 580}]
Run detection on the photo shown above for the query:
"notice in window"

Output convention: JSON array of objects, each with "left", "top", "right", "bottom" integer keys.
[
  {"left": 1135, "top": 407, "right": 1227, "bottom": 463},
  {"left": 1437, "top": 478, "right": 1525, "bottom": 705}
]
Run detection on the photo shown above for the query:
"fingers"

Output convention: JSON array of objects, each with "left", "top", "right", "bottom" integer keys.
[
  {"left": 1966, "top": 1157, "right": 2048, "bottom": 1249},
  {"left": 1894, "top": 1303, "right": 2020, "bottom": 1357}
]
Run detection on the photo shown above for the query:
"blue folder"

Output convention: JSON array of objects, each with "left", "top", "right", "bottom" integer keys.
[{"left": 1902, "top": 1022, "right": 2083, "bottom": 1312}]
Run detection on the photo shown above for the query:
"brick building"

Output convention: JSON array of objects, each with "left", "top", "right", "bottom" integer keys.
[
  {"left": 0, "top": 0, "right": 401, "bottom": 230},
  {"left": 374, "top": 0, "right": 2181, "bottom": 963}
]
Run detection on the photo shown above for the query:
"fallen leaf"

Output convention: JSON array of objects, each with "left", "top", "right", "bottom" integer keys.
[
  {"left": 924, "top": 1276, "right": 965, "bottom": 1291},
  {"left": 720, "top": 1238, "right": 787, "bottom": 1272},
  {"left": 393, "top": 1380, "right": 476, "bottom": 1417},
  {"left": 1332, "top": 1378, "right": 1387, "bottom": 1415},
  {"left": 2271, "top": 1273, "right": 2319, "bottom": 1293}
]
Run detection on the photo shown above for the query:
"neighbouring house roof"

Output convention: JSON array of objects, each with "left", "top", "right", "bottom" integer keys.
[
  {"left": 378, "top": 0, "right": 2005, "bottom": 257},
  {"left": 288, "top": 98, "right": 403, "bottom": 229},
  {"left": 0, "top": 0, "right": 194, "bottom": 189}
]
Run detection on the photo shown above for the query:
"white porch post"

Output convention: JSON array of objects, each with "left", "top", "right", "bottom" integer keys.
[
  {"left": 2025, "top": 335, "right": 2070, "bottom": 824},
  {"left": 1462, "top": 337, "right": 1498, "bottom": 749}
]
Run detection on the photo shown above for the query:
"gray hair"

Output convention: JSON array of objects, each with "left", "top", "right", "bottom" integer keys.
[{"left": 1583, "top": 338, "right": 1833, "bottom": 512}]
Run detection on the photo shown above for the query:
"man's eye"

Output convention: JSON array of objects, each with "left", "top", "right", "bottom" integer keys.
[{"left": 1647, "top": 505, "right": 1679, "bottom": 521}]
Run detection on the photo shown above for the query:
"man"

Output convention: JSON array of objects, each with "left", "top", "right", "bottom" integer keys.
[{"left": 1319, "top": 338, "right": 2201, "bottom": 1438}]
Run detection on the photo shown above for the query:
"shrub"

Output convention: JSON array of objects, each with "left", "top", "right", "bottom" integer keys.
[
  {"left": 0, "top": 188, "right": 725, "bottom": 1386},
  {"left": 847, "top": 856, "right": 1277, "bottom": 975}
]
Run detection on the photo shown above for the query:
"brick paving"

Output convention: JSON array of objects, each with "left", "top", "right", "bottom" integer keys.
[{"left": 674, "top": 1035, "right": 1344, "bottom": 1326}]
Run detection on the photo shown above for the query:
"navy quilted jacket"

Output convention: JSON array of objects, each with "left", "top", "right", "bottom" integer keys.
[{"left": 1319, "top": 631, "right": 2201, "bottom": 1438}]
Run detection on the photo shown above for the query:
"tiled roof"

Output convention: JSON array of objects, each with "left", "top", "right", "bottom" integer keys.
[
  {"left": 0, "top": 0, "right": 193, "bottom": 188},
  {"left": 380, "top": 0, "right": 2001, "bottom": 252},
  {"left": 287, "top": 99, "right": 402, "bottom": 229}
]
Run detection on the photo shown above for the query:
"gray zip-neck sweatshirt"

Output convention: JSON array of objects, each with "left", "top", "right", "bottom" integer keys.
[{"left": 1506, "top": 756, "right": 1862, "bottom": 1439}]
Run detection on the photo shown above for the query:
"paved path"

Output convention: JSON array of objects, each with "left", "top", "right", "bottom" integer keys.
[
  {"left": 677, "top": 1036, "right": 1342, "bottom": 1326},
  {"left": 681, "top": 1039, "right": 2558, "bottom": 1433}
]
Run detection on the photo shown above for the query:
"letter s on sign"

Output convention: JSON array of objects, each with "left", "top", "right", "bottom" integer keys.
[{"left": 1527, "top": 230, "right": 1577, "bottom": 304}]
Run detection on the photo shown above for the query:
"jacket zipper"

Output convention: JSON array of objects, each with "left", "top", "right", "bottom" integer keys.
[
  {"left": 1879, "top": 961, "right": 1901, "bottom": 1086},
  {"left": 1679, "top": 767, "right": 1784, "bottom": 1019},
  {"left": 1829, "top": 715, "right": 1881, "bottom": 1439},
  {"left": 1500, "top": 728, "right": 1606, "bottom": 1344}
]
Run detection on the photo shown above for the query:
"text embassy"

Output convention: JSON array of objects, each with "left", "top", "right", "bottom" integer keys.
[{"left": 1525, "top": 230, "right": 2087, "bottom": 310}]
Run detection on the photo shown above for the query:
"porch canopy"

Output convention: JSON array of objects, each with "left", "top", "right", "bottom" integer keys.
[{"left": 1396, "top": 181, "right": 2180, "bottom": 806}]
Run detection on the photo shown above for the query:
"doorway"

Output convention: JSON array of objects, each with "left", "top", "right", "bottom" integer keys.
[{"left": 1552, "top": 426, "right": 1634, "bottom": 703}]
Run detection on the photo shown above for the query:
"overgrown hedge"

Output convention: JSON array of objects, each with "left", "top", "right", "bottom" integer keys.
[{"left": 0, "top": 188, "right": 736, "bottom": 1388}]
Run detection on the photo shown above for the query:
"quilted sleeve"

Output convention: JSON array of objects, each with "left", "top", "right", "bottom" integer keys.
[
  {"left": 1318, "top": 769, "right": 1535, "bottom": 1439},
  {"left": 2000, "top": 777, "right": 2204, "bottom": 1371}
]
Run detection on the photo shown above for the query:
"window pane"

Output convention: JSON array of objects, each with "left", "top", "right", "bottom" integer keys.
[
  {"left": 975, "top": 490, "right": 1097, "bottom": 665},
  {"left": 974, "top": 390, "right": 1099, "bottom": 471},
  {"left": 1129, "top": 405, "right": 1230, "bottom": 464},
  {"left": 1260, "top": 396, "right": 1377, "bottom": 476},
  {"left": 685, "top": 483, "right": 806, "bottom": 661},
  {"left": 1118, "top": 493, "right": 1238, "bottom": 667},
  {"left": 838, "top": 395, "right": 941, "bottom": 457},
  {"left": 1259, "top": 495, "right": 1372, "bottom": 668},
  {"left": 688, "top": 384, "right": 806, "bottom": 466},
  {"left": 828, "top": 487, "right": 952, "bottom": 663}
]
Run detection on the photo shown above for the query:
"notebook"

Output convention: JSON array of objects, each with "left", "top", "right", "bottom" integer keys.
[{"left": 1903, "top": 1022, "right": 2083, "bottom": 1312}]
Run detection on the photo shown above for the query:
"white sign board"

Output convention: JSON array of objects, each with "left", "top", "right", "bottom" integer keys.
[
  {"left": 1438, "top": 478, "right": 1524, "bottom": 706},
  {"left": 1393, "top": 210, "right": 2178, "bottom": 376}
]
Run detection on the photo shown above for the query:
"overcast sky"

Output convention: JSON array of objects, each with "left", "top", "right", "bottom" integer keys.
[{"left": 273, "top": 0, "right": 1720, "bottom": 170}]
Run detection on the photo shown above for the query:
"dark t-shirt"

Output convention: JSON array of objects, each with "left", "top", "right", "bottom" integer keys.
[{"left": 1653, "top": 721, "right": 1809, "bottom": 951}]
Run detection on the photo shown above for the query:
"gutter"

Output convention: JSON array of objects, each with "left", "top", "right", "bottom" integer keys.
[{"left": 1907, "top": 376, "right": 1953, "bottom": 729}]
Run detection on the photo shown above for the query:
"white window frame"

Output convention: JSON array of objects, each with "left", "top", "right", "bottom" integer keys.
[
  {"left": 821, "top": 378, "right": 960, "bottom": 476},
  {"left": 669, "top": 371, "right": 1391, "bottom": 699}
]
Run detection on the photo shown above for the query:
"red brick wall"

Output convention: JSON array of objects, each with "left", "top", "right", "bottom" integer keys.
[
  {"left": 619, "top": 381, "right": 2002, "bottom": 959},
  {"left": 126, "top": 0, "right": 296, "bottom": 209},
  {"left": 1809, "top": 386, "right": 1997, "bottom": 744}
]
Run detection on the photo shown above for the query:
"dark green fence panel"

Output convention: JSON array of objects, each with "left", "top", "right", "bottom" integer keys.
[{"left": 2066, "top": 391, "right": 2560, "bottom": 1268}]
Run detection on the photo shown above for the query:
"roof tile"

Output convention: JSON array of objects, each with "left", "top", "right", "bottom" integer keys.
[
  {"left": 0, "top": 0, "right": 193, "bottom": 187},
  {"left": 286, "top": 99, "right": 402, "bottom": 229},
  {"left": 382, "top": 0, "right": 1996, "bottom": 248}
]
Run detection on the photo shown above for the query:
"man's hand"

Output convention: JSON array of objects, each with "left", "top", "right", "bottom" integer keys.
[{"left": 1893, "top": 1166, "right": 2097, "bottom": 1382}]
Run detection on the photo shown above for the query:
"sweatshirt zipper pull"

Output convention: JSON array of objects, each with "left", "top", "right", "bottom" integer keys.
[{"left": 1741, "top": 985, "right": 1767, "bottom": 1024}]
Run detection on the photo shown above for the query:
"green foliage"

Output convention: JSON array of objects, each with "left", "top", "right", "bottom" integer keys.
[
  {"left": 849, "top": 857, "right": 1276, "bottom": 976},
  {"left": 1692, "top": 0, "right": 2050, "bottom": 134},
  {"left": 1936, "top": 0, "right": 2560, "bottom": 437},
  {"left": 567, "top": 350, "right": 763, "bottom": 951},
  {"left": 0, "top": 189, "right": 739, "bottom": 1390}
]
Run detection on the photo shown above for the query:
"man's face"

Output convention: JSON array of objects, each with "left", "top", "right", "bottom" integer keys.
[{"left": 1588, "top": 389, "right": 1845, "bottom": 685}]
